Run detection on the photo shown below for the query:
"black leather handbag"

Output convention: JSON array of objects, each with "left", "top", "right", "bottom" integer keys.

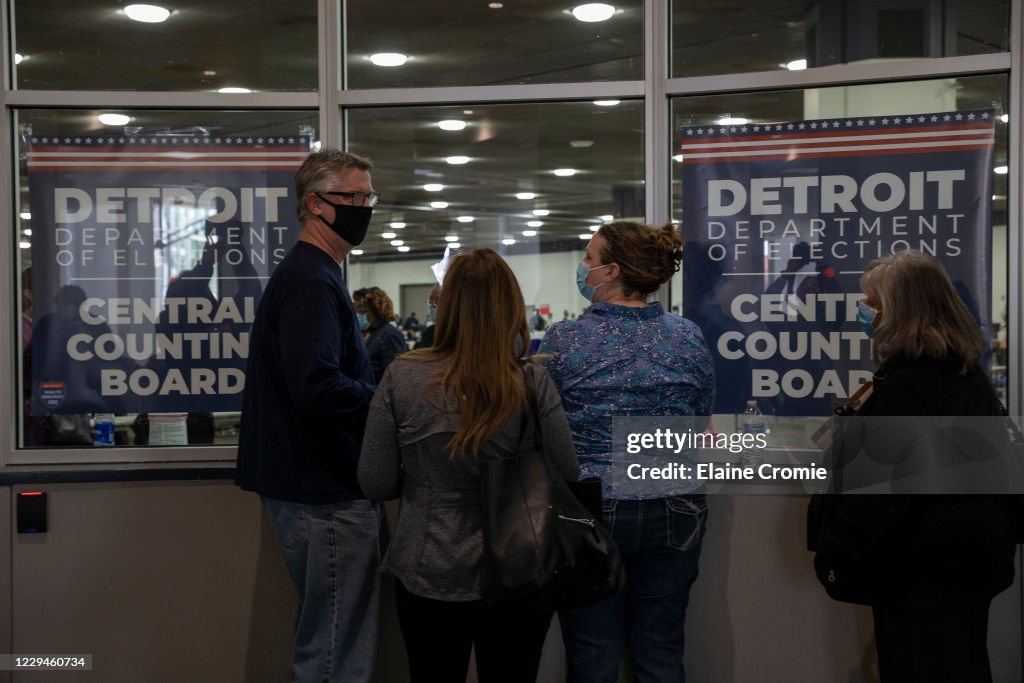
[{"left": 478, "top": 370, "right": 626, "bottom": 610}]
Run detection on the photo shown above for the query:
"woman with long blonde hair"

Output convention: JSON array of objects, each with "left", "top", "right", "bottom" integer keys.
[{"left": 358, "top": 247, "right": 579, "bottom": 683}]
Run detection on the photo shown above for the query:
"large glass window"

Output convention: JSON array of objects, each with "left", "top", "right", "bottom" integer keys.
[
  {"left": 346, "top": 100, "right": 644, "bottom": 340},
  {"left": 16, "top": 110, "right": 318, "bottom": 450},
  {"left": 345, "top": 0, "right": 644, "bottom": 88},
  {"left": 670, "top": 74, "right": 1010, "bottom": 430},
  {"left": 13, "top": 0, "right": 318, "bottom": 91},
  {"left": 672, "top": 0, "right": 1010, "bottom": 78}
]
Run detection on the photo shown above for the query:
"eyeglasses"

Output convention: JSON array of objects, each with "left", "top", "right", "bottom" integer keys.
[{"left": 318, "top": 191, "right": 381, "bottom": 207}]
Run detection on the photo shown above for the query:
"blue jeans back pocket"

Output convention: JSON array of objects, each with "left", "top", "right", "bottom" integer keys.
[{"left": 665, "top": 494, "right": 708, "bottom": 551}]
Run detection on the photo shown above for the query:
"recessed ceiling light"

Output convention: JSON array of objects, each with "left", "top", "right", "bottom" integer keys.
[
  {"left": 203, "top": 70, "right": 217, "bottom": 76},
  {"left": 553, "top": 168, "right": 577, "bottom": 177},
  {"left": 431, "top": 201, "right": 449, "bottom": 209},
  {"left": 527, "top": 220, "right": 543, "bottom": 227},
  {"left": 14, "top": 53, "right": 25, "bottom": 65},
  {"left": 381, "top": 232, "right": 397, "bottom": 239},
  {"left": 516, "top": 192, "right": 537, "bottom": 200},
  {"left": 502, "top": 238, "right": 517, "bottom": 246},
  {"left": 23, "top": 228, "right": 32, "bottom": 236},
  {"left": 995, "top": 166, "right": 1008, "bottom": 174},
  {"left": 457, "top": 215, "right": 475, "bottom": 223},
  {"left": 589, "top": 225, "right": 600, "bottom": 231},
  {"left": 445, "top": 235, "right": 460, "bottom": 242},
  {"left": 593, "top": 100, "right": 620, "bottom": 107},
  {"left": 370, "top": 53, "right": 408, "bottom": 67},
  {"left": 20, "top": 212, "right": 31, "bottom": 220},
  {"left": 570, "top": 139, "right": 594, "bottom": 148},
  {"left": 522, "top": 230, "right": 537, "bottom": 237},
  {"left": 1000, "top": 114, "right": 1009, "bottom": 123},
  {"left": 532, "top": 209, "right": 550, "bottom": 216},
  {"left": 489, "top": 2, "right": 503, "bottom": 7},
  {"left": 785, "top": 59, "right": 807, "bottom": 71},
  {"left": 578, "top": 234, "right": 593, "bottom": 240},
  {"left": 218, "top": 87, "right": 252, "bottom": 94},
  {"left": 673, "top": 154, "right": 684, "bottom": 163},
  {"left": 311, "top": 140, "right": 322, "bottom": 152},
  {"left": 600, "top": 214, "right": 614, "bottom": 221},
  {"left": 449, "top": 242, "right": 461, "bottom": 249},
  {"left": 391, "top": 240, "right": 404, "bottom": 246},
  {"left": 438, "top": 120, "right": 467, "bottom": 131},
  {"left": 446, "top": 156, "right": 470, "bottom": 165},
  {"left": 397, "top": 245, "right": 411, "bottom": 252},
  {"left": 351, "top": 249, "right": 364, "bottom": 256},
  {"left": 572, "top": 3, "right": 616, "bottom": 22},
  {"left": 716, "top": 116, "right": 748, "bottom": 125},
  {"left": 124, "top": 4, "right": 171, "bottom": 23},
  {"left": 98, "top": 113, "right": 131, "bottom": 126},
  {"left": 424, "top": 183, "right": 445, "bottom": 192},
  {"left": 19, "top": 241, "right": 31, "bottom": 250},
  {"left": 390, "top": 222, "right": 406, "bottom": 229}
]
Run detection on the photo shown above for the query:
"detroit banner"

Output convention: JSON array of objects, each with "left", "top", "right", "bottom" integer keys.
[
  {"left": 680, "top": 110, "right": 995, "bottom": 416},
  {"left": 27, "top": 134, "right": 308, "bottom": 414}
]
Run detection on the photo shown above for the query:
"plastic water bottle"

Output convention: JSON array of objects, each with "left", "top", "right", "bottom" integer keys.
[
  {"left": 741, "top": 400, "right": 766, "bottom": 468},
  {"left": 92, "top": 413, "right": 116, "bottom": 446}
]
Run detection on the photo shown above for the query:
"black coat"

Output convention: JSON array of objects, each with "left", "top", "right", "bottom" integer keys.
[{"left": 813, "top": 356, "right": 1016, "bottom": 605}]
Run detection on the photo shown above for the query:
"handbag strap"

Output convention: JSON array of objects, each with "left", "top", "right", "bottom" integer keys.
[{"left": 517, "top": 364, "right": 544, "bottom": 456}]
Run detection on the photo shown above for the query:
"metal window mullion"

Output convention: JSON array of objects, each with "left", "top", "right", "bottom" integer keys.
[
  {"left": 1, "top": 0, "right": 13, "bottom": 467},
  {"left": 1010, "top": 0, "right": 1022, "bottom": 419},
  {"left": 337, "top": 81, "right": 646, "bottom": 107},
  {"left": 3, "top": 90, "right": 319, "bottom": 108},
  {"left": 322, "top": 0, "right": 341, "bottom": 151}
]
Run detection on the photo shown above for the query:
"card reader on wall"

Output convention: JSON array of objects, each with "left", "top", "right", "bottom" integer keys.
[{"left": 17, "top": 491, "right": 47, "bottom": 533}]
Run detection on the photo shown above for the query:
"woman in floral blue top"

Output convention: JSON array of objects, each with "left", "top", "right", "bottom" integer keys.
[{"left": 541, "top": 221, "right": 714, "bottom": 683}]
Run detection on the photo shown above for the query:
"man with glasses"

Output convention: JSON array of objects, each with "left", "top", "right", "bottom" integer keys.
[{"left": 236, "top": 149, "right": 381, "bottom": 682}]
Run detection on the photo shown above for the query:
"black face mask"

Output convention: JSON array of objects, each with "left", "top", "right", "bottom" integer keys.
[{"left": 316, "top": 194, "right": 373, "bottom": 246}]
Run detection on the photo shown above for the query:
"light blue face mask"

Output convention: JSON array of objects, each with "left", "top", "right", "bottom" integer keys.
[
  {"left": 356, "top": 313, "right": 370, "bottom": 331},
  {"left": 576, "top": 261, "right": 612, "bottom": 302},
  {"left": 856, "top": 300, "right": 878, "bottom": 337}
]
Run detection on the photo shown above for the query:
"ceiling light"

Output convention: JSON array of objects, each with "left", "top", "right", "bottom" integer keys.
[
  {"left": 22, "top": 228, "right": 32, "bottom": 237},
  {"left": 489, "top": 2, "right": 503, "bottom": 7},
  {"left": 124, "top": 4, "right": 171, "bottom": 23},
  {"left": 218, "top": 87, "right": 252, "bottom": 94},
  {"left": 449, "top": 242, "right": 461, "bottom": 249},
  {"left": 446, "top": 155, "right": 470, "bottom": 165},
  {"left": 311, "top": 140, "right": 322, "bottom": 152},
  {"left": 716, "top": 116, "right": 748, "bottom": 125},
  {"left": 995, "top": 166, "right": 1008, "bottom": 174},
  {"left": 673, "top": 154, "right": 684, "bottom": 162},
  {"left": 600, "top": 214, "right": 614, "bottom": 221},
  {"left": 203, "top": 70, "right": 217, "bottom": 76},
  {"left": 445, "top": 235, "right": 460, "bottom": 242},
  {"left": 438, "top": 120, "right": 467, "bottom": 131},
  {"left": 502, "top": 238, "right": 517, "bottom": 246},
  {"left": 593, "top": 100, "right": 620, "bottom": 107},
  {"left": 532, "top": 209, "right": 550, "bottom": 216},
  {"left": 572, "top": 3, "right": 616, "bottom": 22},
  {"left": 430, "top": 201, "right": 449, "bottom": 209},
  {"left": 1001, "top": 114, "right": 1010, "bottom": 123},
  {"left": 516, "top": 192, "right": 537, "bottom": 200},
  {"left": 391, "top": 240, "right": 404, "bottom": 246},
  {"left": 20, "top": 212, "right": 31, "bottom": 220},
  {"left": 19, "top": 241, "right": 31, "bottom": 250},
  {"left": 522, "top": 230, "right": 537, "bottom": 237},
  {"left": 390, "top": 222, "right": 406, "bottom": 229},
  {"left": 570, "top": 139, "right": 594, "bottom": 148},
  {"left": 397, "top": 246, "right": 411, "bottom": 252},
  {"left": 589, "top": 225, "right": 600, "bottom": 231},
  {"left": 527, "top": 220, "right": 543, "bottom": 227},
  {"left": 351, "top": 249, "right": 364, "bottom": 256},
  {"left": 578, "top": 234, "right": 592, "bottom": 240},
  {"left": 370, "top": 53, "right": 408, "bottom": 67},
  {"left": 457, "top": 215, "right": 475, "bottom": 223},
  {"left": 785, "top": 59, "right": 807, "bottom": 71},
  {"left": 553, "top": 168, "right": 577, "bottom": 177},
  {"left": 424, "top": 183, "right": 445, "bottom": 192},
  {"left": 14, "top": 53, "right": 25, "bottom": 65},
  {"left": 381, "top": 232, "right": 397, "bottom": 239},
  {"left": 98, "top": 113, "right": 131, "bottom": 126}
]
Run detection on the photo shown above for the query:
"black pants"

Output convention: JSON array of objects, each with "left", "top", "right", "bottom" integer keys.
[
  {"left": 395, "top": 582, "right": 553, "bottom": 683},
  {"left": 872, "top": 599, "right": 992, "bottom": 682}
]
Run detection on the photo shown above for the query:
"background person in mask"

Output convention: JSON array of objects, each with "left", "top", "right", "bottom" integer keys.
[
  {"left": 540, "top": 221, "right": 715, "bottom": 683},
  {"left": 414, "top": 284, "right": 441, "bottom": 349},
  {"left": 356, "top": 287, "right": 407, "bottom": 382},
  {"left": 235, "top": 149, "right": 381, "bottom": 683}
]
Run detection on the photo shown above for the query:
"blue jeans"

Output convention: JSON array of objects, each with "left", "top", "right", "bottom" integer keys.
[
  {"left": 262, "top": 497, "right": 381, "bottom": 683},
  {"left": 559, "top": 495, "right": 708, "bottom": 683}
]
